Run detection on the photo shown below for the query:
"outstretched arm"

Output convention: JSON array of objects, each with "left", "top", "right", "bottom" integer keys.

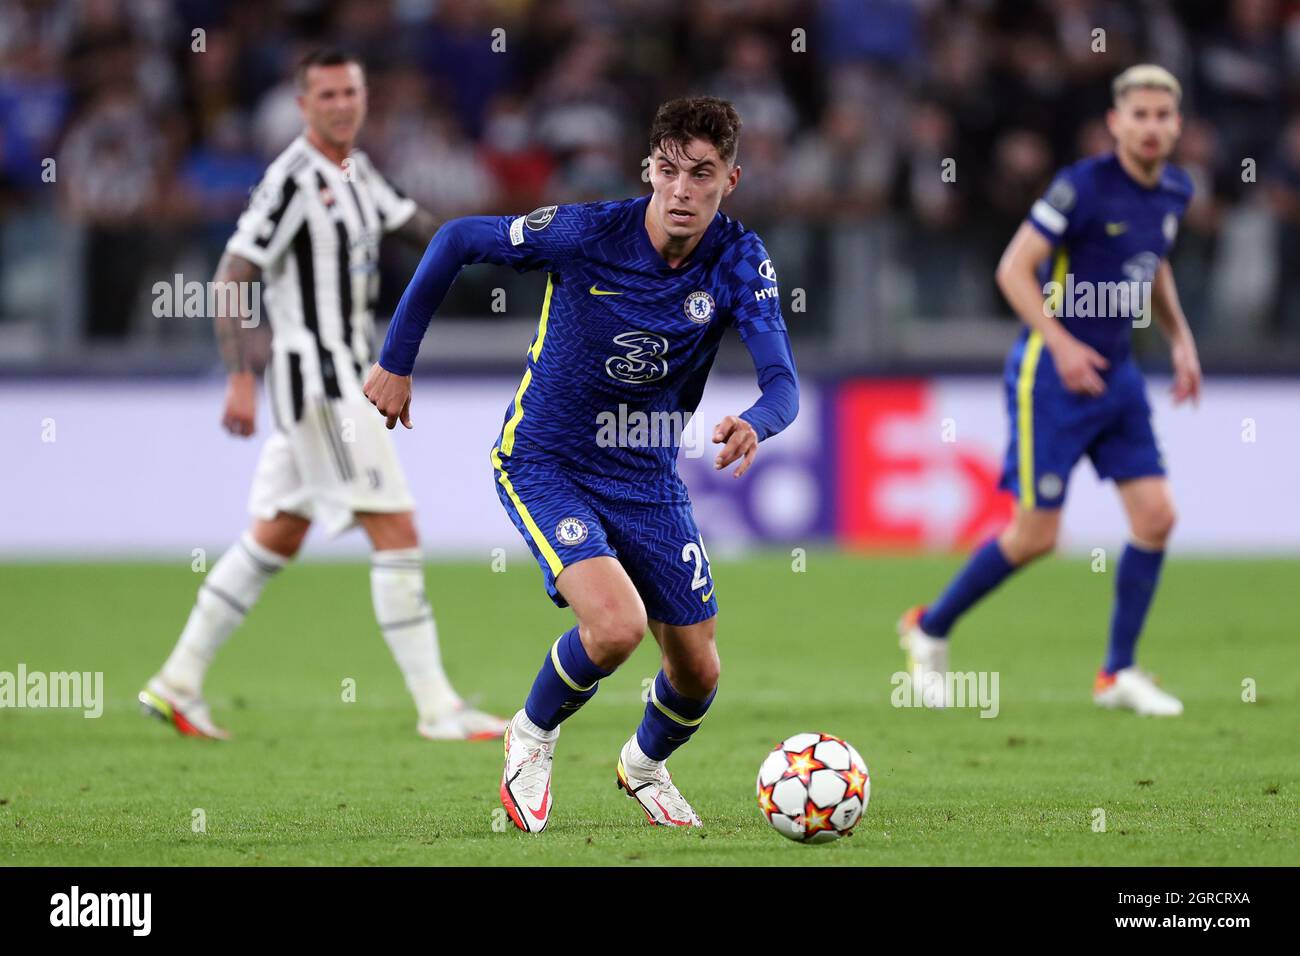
[
  {"left": 713, "top": 329, "right": 800, "bottom": 478},
  {"left": 365, "top": 216, "right": 502, "bottom": 428},
  {"left": 379, "top": 216, "right": 502, "bottom": 375}
]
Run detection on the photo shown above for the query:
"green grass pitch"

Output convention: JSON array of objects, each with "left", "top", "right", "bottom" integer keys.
[{"left": 1, "top": 554, "right": 1295, "bottom": 866}]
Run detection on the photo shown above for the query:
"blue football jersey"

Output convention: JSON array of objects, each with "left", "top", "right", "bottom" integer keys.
[
  {"left": 484, "top": 196, "right": 786, "bottom": 495},
  {"left": 1026, "top": 153, "right": 1193, "bottom": 360}
]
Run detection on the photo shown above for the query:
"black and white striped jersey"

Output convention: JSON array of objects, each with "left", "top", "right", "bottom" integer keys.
[{"left": 226, "top": 134, "right": 416, "bottom": 427}]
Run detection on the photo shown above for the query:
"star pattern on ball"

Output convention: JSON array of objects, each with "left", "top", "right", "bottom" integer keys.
[
  {"left": 843, "top": 765, "right": 868, "bottom": 801},
  {"left": 802, "top": 800, "right": 835, "bottom": 838},
  {"left": 756, "top": 781, "right": 778, "bottom": 822},
  {"left": 783, "top": 745, "right": 826, "bottom": 785}
]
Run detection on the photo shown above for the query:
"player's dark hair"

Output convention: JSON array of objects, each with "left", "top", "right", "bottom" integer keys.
[
  {"left": 649, "top": 96, "right": 742, "bottom": 166},
  {"left": 295, "top": 48, "right": 364, "bottom": 90}
]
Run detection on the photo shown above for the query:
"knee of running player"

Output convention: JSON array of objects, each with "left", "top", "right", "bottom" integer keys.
[
  {"left": 357, "top": 510, "right": 419, "bottom": 551},
  {"left": 578, "top": 597, "right": 648, "bottom": 670},
  {"left": 251, "top": 513, "right": 310, "bottom": 560},
  {"left": 668, "top": 649, "right": 720, "bottom": 700},
  {"left": 1131, "top": 500, "right": 1177, "bottom": 549},
  {"left": 663, "top": 620, "right": 720, "bottom": 698},
  {"left": 999, "top": 509, "right": 1060, "bottom": 565}
]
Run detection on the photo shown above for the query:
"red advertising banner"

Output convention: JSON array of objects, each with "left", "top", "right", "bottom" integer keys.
[{"left": 835, "top": 379, "right": 1013, "bottom": 551}]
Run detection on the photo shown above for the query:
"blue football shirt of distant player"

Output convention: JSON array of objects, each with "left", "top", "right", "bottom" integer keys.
[
  {"left": 1002, "top": 153, "right": 1193, "bottom": 509},
  {"left": 1026, "top": 152, "right": 1193, "bottom": 359},
  {"left": 378, "top": 196, "right": 799, "bottom": 624}
]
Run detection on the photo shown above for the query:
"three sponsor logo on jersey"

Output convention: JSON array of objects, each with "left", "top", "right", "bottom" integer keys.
[{"left": 601, "top": 261, "right": 778, "bottom": 383}]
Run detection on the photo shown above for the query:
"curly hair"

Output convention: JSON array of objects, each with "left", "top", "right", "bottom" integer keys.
[{"left": 648, "top": 96, "right": 742, "bottom": 165}]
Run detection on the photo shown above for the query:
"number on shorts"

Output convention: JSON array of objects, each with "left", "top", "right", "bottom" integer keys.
[{"left": 680, "top": 537, "right": 710, "bottom": 591}]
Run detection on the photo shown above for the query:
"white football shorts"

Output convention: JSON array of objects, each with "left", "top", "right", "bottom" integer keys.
[{"left": 248, "top": 396, "right": 414, "bottom": 536}]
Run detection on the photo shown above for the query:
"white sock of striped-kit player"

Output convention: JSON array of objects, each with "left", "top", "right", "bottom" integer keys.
[
  {"left": 161, "top": 537, "right": 460, "bottom": 721},
  {"left": 368, "top": 547, "right": 462, "bottom": 722},
  {"left": 160, "top": 532, "right": 288, "bottom": 697}
]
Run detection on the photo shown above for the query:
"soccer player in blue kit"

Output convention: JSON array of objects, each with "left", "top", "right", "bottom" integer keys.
[
  {"left": 899, "top": 65, "right": 1203, "bottom": 717},
  {"left": 364, "top": 97, "right": 798, "bottom": 830}
]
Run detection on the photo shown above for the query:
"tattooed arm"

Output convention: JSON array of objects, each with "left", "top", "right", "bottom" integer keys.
[
  {"left": 391, "top": 205, "right": 440, "bottom": 251},
  {"left": 213, "top": 250, "right": 263, "bottom": 437}
]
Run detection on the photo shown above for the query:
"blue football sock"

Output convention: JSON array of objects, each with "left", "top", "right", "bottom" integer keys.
[
  {"left": 920, "top": 538, "right": 1018, "bottom": 638},
  {"left": 1104, "top": 543, "right": 1165, "bottom": 674},
  {"left": 524, "top": 626, "right": 611, "bottom": 731},
  {"left": 635, "top": 670, "right": 715, "bottom": 762}
]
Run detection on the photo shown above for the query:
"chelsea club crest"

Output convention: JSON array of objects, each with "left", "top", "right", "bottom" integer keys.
[
  {"left": 684, "top": 290, "right": 714, "bottom": 324},
  {"left": 556, "top": 517, "right": 589, "bottom": 546}
]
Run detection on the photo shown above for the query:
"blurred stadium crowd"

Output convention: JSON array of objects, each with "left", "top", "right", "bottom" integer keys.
[{"left": 1, "top": 0, "right": 1299, "bottom": 369}]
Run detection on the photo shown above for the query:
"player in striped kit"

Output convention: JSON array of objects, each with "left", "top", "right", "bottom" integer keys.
[{"left": 139, "top": 50, "right": 505, "bottom": 742}]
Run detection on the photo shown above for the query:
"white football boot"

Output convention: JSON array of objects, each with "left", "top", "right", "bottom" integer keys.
[
  {"left": 138, "top": 676, "right": 231, "bottom": 740},
  {"left": 898, "top": 605, "right": 951, "bottom": 707},
  {"left": 418, "top": 704, "right": 509, "bottom": 741},
  {"left": 499, "top": 710, "right": 556, "bottom": 833},
  {"left": 615, "top": 738, "right": 703, "bottom": 828},
  {"left": 1093, "top": 667, "right": 1183, "bottom": 716}
]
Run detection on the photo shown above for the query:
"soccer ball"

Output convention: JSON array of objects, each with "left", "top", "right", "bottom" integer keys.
[{"left": 756, "top": 732, "right": 870, "bottom": 844}]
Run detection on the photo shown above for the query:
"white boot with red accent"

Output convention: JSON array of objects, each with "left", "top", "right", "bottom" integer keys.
[
  {"left": 616, "top": 736, "right": 702, "bottom": 828},
  {"left": 1094, "top": 667, "right": 1183, "bottom": 716},
  {"left": 138, "top": 675, "right": 231, "bottom": 740},
  {"left": 499, "top": 709, "right": 556, "bottom": 833}
]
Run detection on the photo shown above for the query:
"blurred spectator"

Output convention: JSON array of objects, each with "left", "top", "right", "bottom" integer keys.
[
  {"left": 479, "top": 94, "right": 555, "bottom": 212},
  {"left": 389, "top": 105, "right": 498, "bottom": 219},
  {"left": 176, "top": 112, "right": 263, "bottom": 256},
  {"left": 818, "top": 0, "right": 921, "bottom": 70},
  {"left": 707, "top": 32, "right": 798, "bottom": 142},
  {"left": 58, "top": 86, "right": 165, "bottom": 339},
  {"left": 980, "top": 128, "right": 1054, "bottom": 314},
  {"left": 900, "top": 100, "right": 973, "bottom": 319},
  {"left": 1196, "top": 0, "right": 1288, "bottom": 199},
  {"left": 1170, "top": 118, "right": 1225, "bottom": 334},
  {"left": 786, "top": 98, "right": 894, "bottom": 221},
  {"left": 0, "top": 44, "right": 69, "bottom": 191},
  {"left": 420, "top": 0, "right": 517, "bottom": 140},
  {"left": 0, "top": 0, "right": 1296, "bottom": 364},
  {"left": 724, "top": 126, "right": 787, "bottom": 224},
  {"left": 1266, "top": 116, "right": 1300, "bottom": 337},
  {"left": 1076, "top": 118, "right": 1113, "bottom": 159},
  {"left": 531, "top": 30, "right": 633, "bottom": 201}
]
